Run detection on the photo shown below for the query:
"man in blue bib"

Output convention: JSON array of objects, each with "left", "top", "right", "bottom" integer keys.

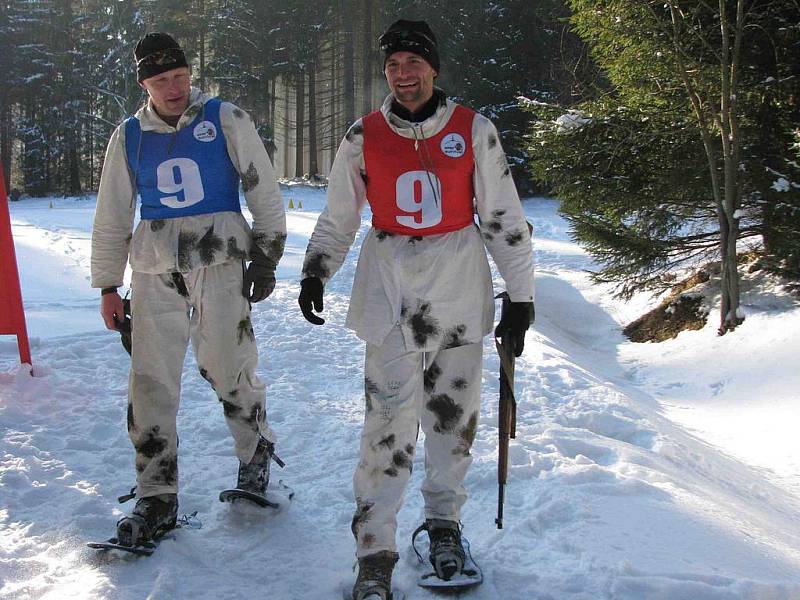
[{"left": 91, "top": 33, "right": 287, "bottom": 547}]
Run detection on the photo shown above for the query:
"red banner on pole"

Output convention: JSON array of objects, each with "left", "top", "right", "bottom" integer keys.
[{"left": 0, "top": 163, "right": 32, "bottom": 366}]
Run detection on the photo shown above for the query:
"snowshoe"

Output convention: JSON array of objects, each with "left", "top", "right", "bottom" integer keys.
[
  {"left": 342, "top": 551, "right": 404, "bottom": 600},
  {"left": 412, "top": 520, "right": 483, "bottom": 590},
  {"left": 341, "top": 584, "right": 406, "bottom": 600},
  {"left": 88, "top": 493, "right": 201, "bottom": 556},
  {"left": 116, "top": 493, "right": 178, "bottom": 546},
  {"left": 219, "top": 488, "right": 280, "bottom": 509},
  {"left": 88, "top": 510, "right": 201, "bottom": 556},
  {"left": 87, "top": 538, "right": 159, "bottom": 556},
  {"left": 219, "top": 437, "right": 289, "bottom": 508},
  {"left": 341, "top": 585, "right": 405, "bottom": 600}
]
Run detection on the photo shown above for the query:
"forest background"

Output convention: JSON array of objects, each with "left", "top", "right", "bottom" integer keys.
[
  {"left": 0, "top": 0, "right": 591, "bottom": 195},
  {"left": 2, "top": 0, "right": 799, "bottom": 332}
]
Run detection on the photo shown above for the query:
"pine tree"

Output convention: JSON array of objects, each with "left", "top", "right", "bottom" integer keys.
[
  {"left": 79, "top": 0, "right": 145, "bottom": 188},
  {"left": 528, "top": 0, "right": 800, "bottom": 333},
  {"left": 0, "top": 1, "right": 29, "bottom": 188}
]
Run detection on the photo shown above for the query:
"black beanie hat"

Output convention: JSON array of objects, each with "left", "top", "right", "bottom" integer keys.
[
  {"left": 379, "top": 19, "right": 440, "bottom": 73},
  {"left": 134, "top": 32, "right": 189, "bottom": 82}
]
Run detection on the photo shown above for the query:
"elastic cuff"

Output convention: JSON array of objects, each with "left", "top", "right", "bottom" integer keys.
[{"left": 101, "top": 287, "right": 119, "bottom": 296}]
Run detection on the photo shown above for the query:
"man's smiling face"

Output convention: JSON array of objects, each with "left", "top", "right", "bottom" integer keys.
[{"left": 384, "top": 51, "right": 437, "bottom": 114}]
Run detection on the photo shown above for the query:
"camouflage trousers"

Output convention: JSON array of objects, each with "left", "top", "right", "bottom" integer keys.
[
  {"left": 352, "top": 326, "right": 483, "bottom": 558},
  {"left": 128, "top": 261, "right": 274, "bottom": 499}
]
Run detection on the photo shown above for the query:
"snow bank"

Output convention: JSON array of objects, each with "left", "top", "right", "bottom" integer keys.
[{"left": 1, "top": 193, "right": 798, "bottom": 599}]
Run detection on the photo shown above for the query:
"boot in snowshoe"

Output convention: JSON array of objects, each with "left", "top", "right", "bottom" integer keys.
[
  {"left": 352, "top": 550, "right": 399, "bottom": 600},
  {"left": 412, "top": 519, "right": 482, "bottom": 589},
  {"left": 425, "top": 519, "right": 465, "bottom": 580},
  {"left": 219, "top": 436, "right": 286, "bottom": 508},
  {"left": 238, "top": 436, "right": 274, "bottom": 494},
  {"left": 116, "top": 493, "right": 178, "bottom": 547}
]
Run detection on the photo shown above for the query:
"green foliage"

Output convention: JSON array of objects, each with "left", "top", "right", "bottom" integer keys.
[
  {"left": 526, "top": 99, "right": 716, "bottom": 297},
  {"left": 527, "top": 0, "right": 800, "bottom": 295}
]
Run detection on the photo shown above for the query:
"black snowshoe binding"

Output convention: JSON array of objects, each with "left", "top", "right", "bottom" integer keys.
[
  {"left": 88, "top": 488, "right": 202, "bottom": 556},
  {"left": 219, "top": 436, "right": 287, "bottom": 508},
  {"left": 412, "top": 519, "right": 483, "bottom": 590},
  {"left": 116, "top": 493, "right": 178, "bottom": 547},
  {"left": 87, "top": 493, "right": 178, "bottom": 555},
  {"left": 350, "top": 550, "right": 400, "bottom": 600}
]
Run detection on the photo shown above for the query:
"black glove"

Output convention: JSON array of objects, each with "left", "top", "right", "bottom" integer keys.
[
  {"left": 495, "top": 301, "right": 534, "bottom": 357},
  {"left": 113, "top": 298, "right": 132, "bottom": 356},
  {"left": 242, "top": 245, "right": 276, "bottom": 303},
  {"left": 298, "top": 277, "right": 325, "bottom": 325}
]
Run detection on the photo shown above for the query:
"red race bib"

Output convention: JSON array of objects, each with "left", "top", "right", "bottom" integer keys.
[{"left": 363, "top": 105, "right": 476, "bottom": 236}]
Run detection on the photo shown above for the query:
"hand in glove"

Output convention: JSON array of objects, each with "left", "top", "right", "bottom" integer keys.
[
  {"left": 114, "top": 298, "right": 132, "bottom": 356},
  {"left": 494, "top": 300, "right": 534, "bottom": 357},
  {"left": 242, "top": 245, "right": 276, "bottom": 303},
  {"left": 298, "top": 277, "right": 325, "bottom": 325}
]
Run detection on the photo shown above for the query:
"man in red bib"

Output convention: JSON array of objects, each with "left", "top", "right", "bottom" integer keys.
[{"left": 298, "top": 20, "right": 534, "bottom": 600}]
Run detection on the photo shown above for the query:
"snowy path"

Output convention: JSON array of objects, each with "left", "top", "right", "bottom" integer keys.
[{"left": 1, "top": 191, "right": 799, "bottom": 600}]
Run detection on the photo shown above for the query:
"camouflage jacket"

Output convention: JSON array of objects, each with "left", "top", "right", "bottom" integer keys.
[
  {"left": 91, "top": 88, "right": 286, "bottom": 288},
  {"left": 302, "top": 93, "right": 534, "bottom": 351}
]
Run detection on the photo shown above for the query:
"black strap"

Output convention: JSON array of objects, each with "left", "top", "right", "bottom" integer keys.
[
  {"left": 117, "top": 486, "right": 137, "bottom": 504},
  {"left": 411, "top": 522, "right": 429, "bottom": 563}
]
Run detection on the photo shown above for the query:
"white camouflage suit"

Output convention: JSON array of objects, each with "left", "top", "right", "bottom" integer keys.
[
  {"left": 302, "top": 92, "right": 535, "bottom": 557},
  {"left": 91, "top": 88, "right": 286, "bottom": 499}
]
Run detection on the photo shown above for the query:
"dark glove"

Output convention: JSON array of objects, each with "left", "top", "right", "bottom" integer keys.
[
  {"left": 113, "top": 298, "right": 132, "bottom": 356},
  {"left": 242, "top": 245, "right": 276, "bottom": 303},
  {"left": 298, "top": 277, "right": 325, "bottom": 325},
  {"left": 495, "top": 301, "right": 534, "bottom": 357}
]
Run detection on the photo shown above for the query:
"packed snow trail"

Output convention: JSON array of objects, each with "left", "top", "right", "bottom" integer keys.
[{"left": 1, "top": 191, "right": 799, "bottom": 600}]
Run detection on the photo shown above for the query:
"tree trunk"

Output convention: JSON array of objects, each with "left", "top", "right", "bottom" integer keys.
[
  {"left": 295, "top": 69, "right": 305, "bottom": 178},
  {"left": 87, "top": 103, "right": 94, "bottom": 190},
  {"left": 330, "top": 21, "right": 340, "bottom": 170},
  {"left": 283, "top": 76, "right": 291, "bottom": 178},
  {"left": 198, "top": 0, "right": 205, "bottom": 89},
  {"left": 268, "top": 77, "right": 277, "bottom": 164},
  {"left": 667, "top": 0, "right": 744, "bottom": 335},
  {"left": 68, "top": 125, "right": 81, "bottom": 194},
  {"left": 361, "top": 0, "right": 374, "bottom": 115},
  {"left": 342, "top": 0, "right": 355, "bottom": 129},
  {"left": 0, "top": 104, "right": 11, "bottom": 191},
  {"left": 308, "top": 47, "right": 319, "bottom": 177},
  {"left": 716, "top": 0, "right": 744, "bottom": 334}
]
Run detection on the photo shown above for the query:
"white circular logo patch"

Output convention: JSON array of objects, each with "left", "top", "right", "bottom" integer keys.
[
  {"left": 193, "top": 121, "right": 217, "bottom": 142},
  {"left": 440, "top": 133, "right": 466, "bottom": 158}
]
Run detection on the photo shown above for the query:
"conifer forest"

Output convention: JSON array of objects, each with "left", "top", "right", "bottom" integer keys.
[
  {"left": 2, "top": 0, "right": 799, "bottom": 327},
  {"left": 1, "top": 0, "right": 587, "bottom": 194}
]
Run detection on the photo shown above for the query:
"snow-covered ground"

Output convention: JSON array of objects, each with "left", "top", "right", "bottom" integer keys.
[{"left": 1, "top": 189, "right": 799, "bottom": 600}]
